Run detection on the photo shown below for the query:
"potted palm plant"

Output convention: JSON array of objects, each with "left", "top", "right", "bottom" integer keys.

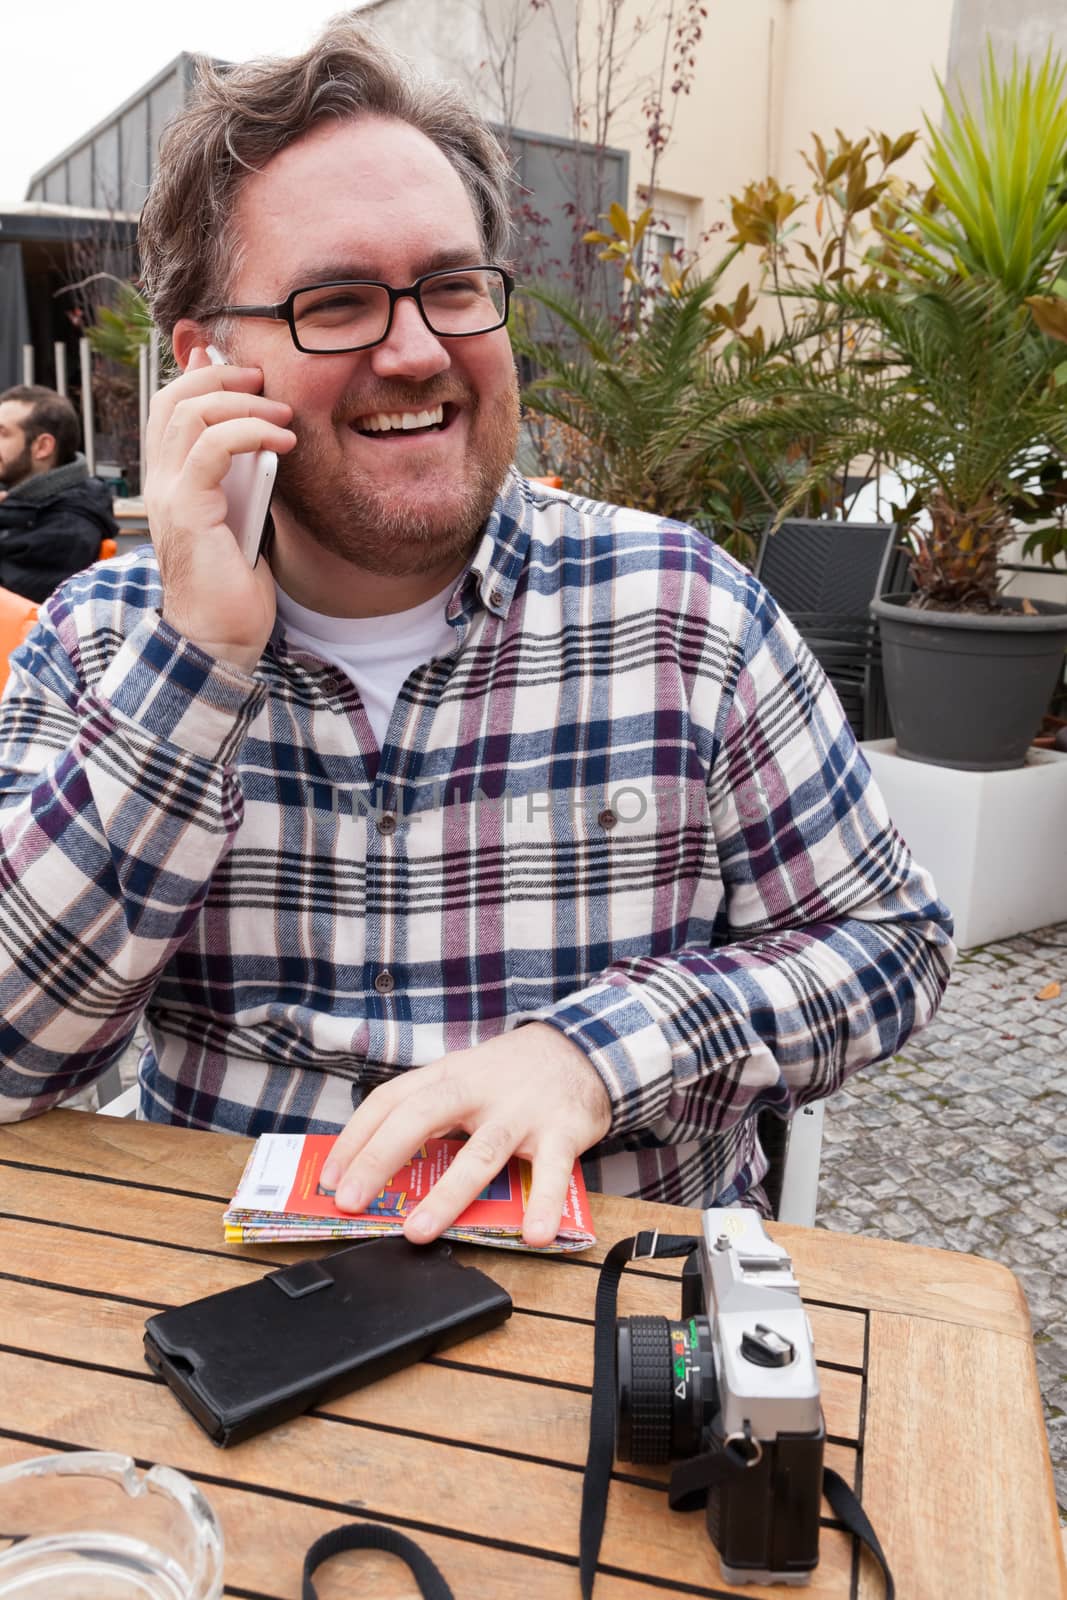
[
  {"left": 860, "top": 47, "right": 1067, "bottom": 769},
  {"left": 812, "top": 274, "right": 1067, "bottom": 769},
  {"left": 720, "top": 49, "right": 1067, "bottom": 770}
]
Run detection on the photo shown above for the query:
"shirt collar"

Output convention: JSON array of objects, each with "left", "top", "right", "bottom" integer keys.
[
  {"left": 463, "top": 465, "right": 535, "bottom": 622},
  {"left": 267, "top": 464, "right": 536, "bottom": 655}
]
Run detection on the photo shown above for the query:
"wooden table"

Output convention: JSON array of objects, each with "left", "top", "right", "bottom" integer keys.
[
  {"left": 112, "top": 497, "right": 150, "bottom": 533},
  {"left": 0, "top": 1111, "right": 1062, "bottom": 1599}
]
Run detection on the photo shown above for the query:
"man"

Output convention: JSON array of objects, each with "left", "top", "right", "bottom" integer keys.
[
  {"left": 0, "top": 385, "right": 118, "bottom": 602},
  {"left": 0, "top": 19, "right": 953, "bottom": 1244}
]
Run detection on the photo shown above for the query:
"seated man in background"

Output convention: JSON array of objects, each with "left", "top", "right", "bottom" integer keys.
[
  {"left": 0, "top": 385, "right": 118, "bottom": 603},
  {"left": 0, "top": 17, "right": 953, "bottom": 1245}
]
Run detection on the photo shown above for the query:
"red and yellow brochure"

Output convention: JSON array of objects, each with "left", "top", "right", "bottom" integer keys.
[{"left": 223, "top": 1132, "right": 596, "bottom": 1253}]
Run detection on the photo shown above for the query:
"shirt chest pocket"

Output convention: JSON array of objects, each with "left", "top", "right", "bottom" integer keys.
[{"left": 503, "top": 778, "right": 713, "bottom": 1002}]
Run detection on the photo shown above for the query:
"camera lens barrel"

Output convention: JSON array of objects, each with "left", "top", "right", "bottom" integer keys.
[
  {"left": 616, "top": 1316, "right": 672, "bottom": 1463},
  {"left": 615, "top": 1315, "right": 716, "bottom": 1465}
]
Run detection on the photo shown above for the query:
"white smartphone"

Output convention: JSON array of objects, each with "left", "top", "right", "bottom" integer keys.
[{"left": 205, "top": 344, "right": 278, "bottom": 566}]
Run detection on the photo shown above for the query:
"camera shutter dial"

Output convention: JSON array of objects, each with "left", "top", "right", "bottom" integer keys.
[{"left": 740, "top": 1323, "right": 796, "bottom": 1368}]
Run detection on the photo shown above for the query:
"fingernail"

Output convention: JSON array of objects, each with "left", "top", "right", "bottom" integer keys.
[
  {"left": 407, "top": 1212, "right": 435, "bottom": 1242},
  {"left": 335, "top": 1183, "right": 364, "bottom": 1214},
  {"left": 320, "top": 1161, "right": 339, "bottom": 1189}
]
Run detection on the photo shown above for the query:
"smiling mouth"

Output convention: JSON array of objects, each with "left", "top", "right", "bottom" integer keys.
[{"left": 351, "top": 402, "right": 455, "bottom": 438}]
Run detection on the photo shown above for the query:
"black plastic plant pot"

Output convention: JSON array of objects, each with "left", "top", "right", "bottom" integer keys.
[{"left": 870, "top": 593, "right": 1067, "bottom": 771}]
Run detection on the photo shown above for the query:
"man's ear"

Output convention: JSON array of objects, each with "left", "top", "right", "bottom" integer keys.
[
  {"left": 31, "top": 431, "right": 56, "bottom": 466},
  {"left": 172, "top": 320, "right": 209, "bottom": 373}
]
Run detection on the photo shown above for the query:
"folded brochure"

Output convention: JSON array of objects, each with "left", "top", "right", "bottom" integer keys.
[{"left": 224, "top": 1132, "right": 596, "bottom": 1253}]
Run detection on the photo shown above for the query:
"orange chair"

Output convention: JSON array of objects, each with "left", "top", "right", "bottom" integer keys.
[
  {"left": 0, "top": 542, "right": 115, "bottom": 698},
  {"left": 0, "top": 585, "right": 39, "bottom": 697}
]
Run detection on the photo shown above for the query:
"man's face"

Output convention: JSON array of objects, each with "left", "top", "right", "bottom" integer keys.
[
  {"left": 0, "top": 402, "right": 37, "bottom": 490},
  {"left": 222, "top": 114, "right": 520, "bottom": 578}
]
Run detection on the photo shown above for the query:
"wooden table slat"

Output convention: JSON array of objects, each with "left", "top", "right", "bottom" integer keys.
[
  {"left": 0, "top": 1164, "right": 869, "bottom": 1361},
  {"left": 0, "top": 1113, "right": 1032, "bottom": 1335},
  {"left": 857, "top": 1310, "right": 1065, "bottom": 1599},
  {"left": 0, "top": 1350, "right": 859, "bottom": 1598},
  {"left": 0, "top": 1272, "right": 865, "bottom": 1468},
  {"left": 0, "top": 1435, "right": 851, "bottom": 1600}
]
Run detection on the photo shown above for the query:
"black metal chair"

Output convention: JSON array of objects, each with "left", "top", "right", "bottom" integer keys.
[
  {"left": 753, "top": 519, "right": 896, "bottom": 612},
  {"left": 753, "top": 519, "right": 909, "bottom": 741},
  {"left": 788, "top": 613, "right": 887, "bottom": 740}
]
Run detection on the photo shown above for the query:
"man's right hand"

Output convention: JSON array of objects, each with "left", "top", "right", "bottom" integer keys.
[{"left": 145, "top": 346, "right": 297, "bottom": 673}]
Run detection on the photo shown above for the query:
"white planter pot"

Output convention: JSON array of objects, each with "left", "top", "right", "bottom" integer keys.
[{"left": 862, "top": 739, "right": 1067, "bottom": 949}]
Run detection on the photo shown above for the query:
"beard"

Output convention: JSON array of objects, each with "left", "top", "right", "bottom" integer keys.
[
  {"left": 0, "top": 442, "right": 34, "bottom": 490},
  {"left": 272, "top": 372, "right": 521, "bottom": 578}
]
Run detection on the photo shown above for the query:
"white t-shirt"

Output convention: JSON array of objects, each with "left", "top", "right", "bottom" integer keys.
[{"left": 274, "top": 579, "right": 458, "bottom": 749}]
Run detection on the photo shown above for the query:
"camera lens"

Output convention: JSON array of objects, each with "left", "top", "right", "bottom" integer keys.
[{"left": 615, "top": 1316, "right": 716, "bottom": 1464}]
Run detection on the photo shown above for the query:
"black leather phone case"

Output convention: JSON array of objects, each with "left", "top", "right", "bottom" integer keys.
[{"left": 143, "top": 1237, "right": 513, "bottom": 1447}]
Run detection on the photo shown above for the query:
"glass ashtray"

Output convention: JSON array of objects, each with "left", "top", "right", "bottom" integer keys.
[{"left": 0, "top": 1452, "right": 223, "bottom": 1599}]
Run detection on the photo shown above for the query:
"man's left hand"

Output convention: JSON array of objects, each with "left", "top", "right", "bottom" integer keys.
[{"left": 320, "top": 1024, "right": 612, "bottom": 1248}]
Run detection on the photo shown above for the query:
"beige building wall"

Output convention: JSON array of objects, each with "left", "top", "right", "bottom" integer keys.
[
  {"left": 358, "top": 0, "right": 959, "bottom": 277},
  {"left": 772, "top": 0, "right": 956, "bottom": 194},
  {"left": 582, "top": 0, "right": 957, "bottom": 273},
  {"left": 358, "top": 0, "right": 578, "bottom": 139}
]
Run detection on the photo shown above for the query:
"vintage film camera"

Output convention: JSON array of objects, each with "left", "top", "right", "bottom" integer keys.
[{"left": 615, "top": 1209, "right": 824, "bottom": 1586}]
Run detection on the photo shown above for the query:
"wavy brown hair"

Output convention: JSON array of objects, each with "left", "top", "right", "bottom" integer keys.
[{"left": 138, "top": 13, "right": 514, "bottom": 339}]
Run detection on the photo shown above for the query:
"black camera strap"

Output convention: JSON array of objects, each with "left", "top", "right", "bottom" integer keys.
[
  {"left": 580, "top": 1230, "right": 896, "bottom": 1600},
  {"left": 302, "top": 1522, "right": 454, "bottom": 1599}
]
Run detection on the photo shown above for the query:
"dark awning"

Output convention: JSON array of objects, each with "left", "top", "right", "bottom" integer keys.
[{"left": 0, "top": 203, "right": 138, "bottom": 247}]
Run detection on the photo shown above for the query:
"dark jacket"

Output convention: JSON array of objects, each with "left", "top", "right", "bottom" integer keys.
[{"left": 0, "top": 454, "right": 118, "bottom": 604}]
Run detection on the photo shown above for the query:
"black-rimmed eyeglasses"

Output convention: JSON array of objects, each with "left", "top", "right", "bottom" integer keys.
[{"left": 201, "top": 265, "right": 514, "bottom": 354}]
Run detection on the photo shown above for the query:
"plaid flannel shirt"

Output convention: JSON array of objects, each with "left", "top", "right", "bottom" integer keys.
[{"left": 0, "top": 469, "right": 954, "bottom": 1207}]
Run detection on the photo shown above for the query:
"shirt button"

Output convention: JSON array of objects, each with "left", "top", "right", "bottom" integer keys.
[
  {"left": 598, "top": 808, "right": 617, "bottom": 829},
  {"left": 376, "top": 811, "right": 397, "bottom": 836},
  {"left": 490, "top": 587, "right": 504, "bottom": 609},
  {"left": 374, "top": 970, "right": 395, "bottom": 995}
]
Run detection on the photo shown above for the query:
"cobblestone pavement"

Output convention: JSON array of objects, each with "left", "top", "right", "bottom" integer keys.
[{"left": 817, "top": 920, "right": 1067, "bottom": 1519}]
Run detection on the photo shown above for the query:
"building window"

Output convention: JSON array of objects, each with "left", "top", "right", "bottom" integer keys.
[{"left": 638, "top": 192, "right": 694, "bottom": 291}]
